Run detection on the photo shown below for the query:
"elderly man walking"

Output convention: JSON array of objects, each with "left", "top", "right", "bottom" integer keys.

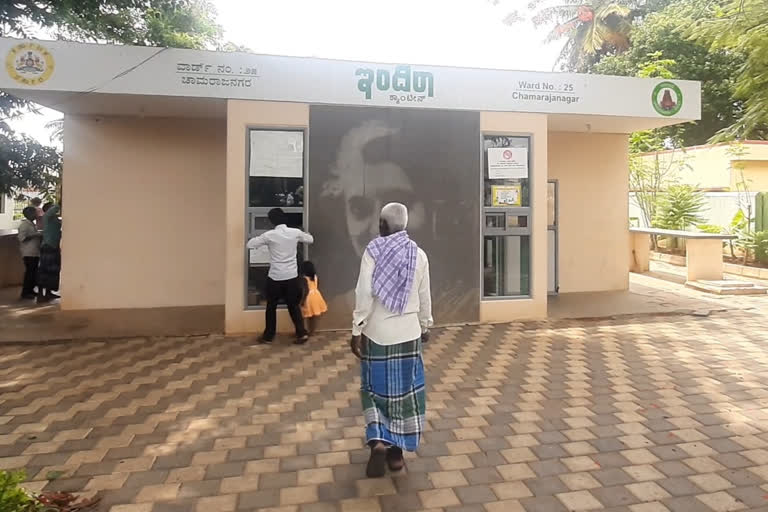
[{"left": 350, "top": 202, "right": 433, "bottom": 478}]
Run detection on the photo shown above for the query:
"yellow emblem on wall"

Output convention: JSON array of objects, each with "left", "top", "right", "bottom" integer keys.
[{"left": 5, "top": 42, "right": 54, "bottom": 85}]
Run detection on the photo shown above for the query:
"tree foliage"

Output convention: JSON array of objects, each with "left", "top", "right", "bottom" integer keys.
[
  {"left": 629, "top": 131, "right": 686, "bottom": 242},
  {"left": 540, "top": 1, "right": 633, "bottom": 72},
  {"left": 593, "top": 5, "right": 747, "bottom": 146},
  {"left": 499, "top": 0, "right": 636, "bottom": 71},
  {"left": 0, "top": 470, "right": 39, "bottom": 512},
  {"left": 681, "top": 0, "right": 768, "bottom": 142},
  {"left": 653, "top": 184, "right": 707, "bottom": 230},
  {"left": 0, "top": 129, "right": 61, "bottom": 198},
  {"left": 494, "top": 0, "right": 767, "bottom": 144},
  {"left": 494, "top": 0, "right": 677, "bottom": 72},
  {"left": 0, "top": 0, "right": 225, "bottom": 197},
  {"left": 0, "top": 1, "right": 222, "bottom": 48}
]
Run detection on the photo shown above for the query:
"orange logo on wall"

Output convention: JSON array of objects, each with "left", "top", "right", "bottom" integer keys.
[{"left": 5, "top": 42, "right": 54, "bottom": 85}]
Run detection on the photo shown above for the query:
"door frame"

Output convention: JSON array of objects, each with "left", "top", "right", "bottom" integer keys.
[{"left": 548, "top": 179, "right": 559, "bottom": 296}]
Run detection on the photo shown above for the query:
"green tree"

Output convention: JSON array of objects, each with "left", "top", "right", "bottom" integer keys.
[
  {"left": 594, "top": 6, "right": 746, "bottom": 146},
  {"left": 492, "top": 0, "right": 676, "bottom": 71},
  {"left": 681, "top": 0, "right": 768, "bottom": 141},
  {"left": 629, "top": 130, "right": 686, "bottom": 248},
  {"left": 45, "top": 119, "right": 63, "bottom": 144},
  {"left": 502, "top": 1, "right": 634, "bottom": 71},
  {"left": 654, "top": 184, "right": 707, "bottom": 231},
  {"left": 0, "top": 1, "right": 222, "bottom": 48},
  {"left": 539, "top": 1, "right": 634, "bottom": 72},
  {"left": 0, "top": 0, "right": 225, "bottom": 197}
]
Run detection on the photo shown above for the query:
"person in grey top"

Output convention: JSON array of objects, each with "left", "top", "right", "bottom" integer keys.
[{"left": 17, "top": 206, "right": 42, "bottom": 300}]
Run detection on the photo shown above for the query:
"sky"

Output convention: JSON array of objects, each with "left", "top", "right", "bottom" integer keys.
[{"left": 10, "top": 0, "right": 561, "bottom": 144}]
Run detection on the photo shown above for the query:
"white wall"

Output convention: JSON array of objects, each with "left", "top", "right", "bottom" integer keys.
[
  {"left": 630, "top": 191, "right": 757, "bottom": 229},
  {"left": 0, "top": 195, "right": 18, "bottom": 230},
  {"left": 62, "top": 116, "right": 226, "bottom": 310}
]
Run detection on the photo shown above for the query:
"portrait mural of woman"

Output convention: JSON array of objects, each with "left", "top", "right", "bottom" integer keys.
[{"left": 308, "top": 106, "right": 481, "bottom": 329}]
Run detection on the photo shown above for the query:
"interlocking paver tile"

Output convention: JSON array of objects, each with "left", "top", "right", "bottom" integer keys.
[
  {"left": 419, "top": 488, "right": 461, "bottom": 508},
  {"left": 428, "top": 470, "right": 468, "bottom": 488},
  {"left": 195, "top": 494, "right": 236, "bottom": 512},
  {"left": 696, "top": 491, "right": 747, "bottom": 511},
  {"left": 490, "top": 481, "right": 532, "bottom": 499},
  {"left": 560, "top": 472, "right": 602, "bottom": 490},
  {"left": 526, "top": 475, "right": 570, "bottom": 496},
  {"left": 484, "top": 499, "right": 526, "bottom": 512},
  {"left": 496, "top": 463, "right": 536, "bottom": 481},
  {"left": 556, "top": 490, "right": 604, "bottom": 511},
  {"left": 280, "top": 485, "right": 319, "bottom": 506},
  {"left": 591, "top": 485, "right": 640, "bottom": 507},
  {"left": 176, "top": 479, "right": 220, "bottom": 499},
  {"left": 134, "top": 483, "right": 179, "bottom": 502},
  {"left": 624, "top": 464, "right": 666, "bottom": 481},
  {"left": 627, "top": 482, "right": 672, "bottom": 502},
  {"left": 630, "top": 503, "right": 671, "bottom": 512},
  {"left": 4, "top": 314, "right": 768, "bottom": 511},
  {"left": 438, "top": 454, "right": 474, "bottom": 470}
]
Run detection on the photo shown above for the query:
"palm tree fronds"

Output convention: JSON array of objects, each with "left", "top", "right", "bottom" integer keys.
[{"left": 45, "top": 118, "right": 63, "bottom": 144}]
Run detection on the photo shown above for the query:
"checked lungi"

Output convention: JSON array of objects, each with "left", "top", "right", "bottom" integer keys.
[
  {"left": 38, "top": 245, "right": 61, "bottom": 291},
  {"left": 360, "top": 337, "right": 425, "bottom": 452}
]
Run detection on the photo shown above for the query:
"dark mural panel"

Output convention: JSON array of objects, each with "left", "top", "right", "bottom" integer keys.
[{"left": 308, "top": 106, "right": 481, "bottom": 329}]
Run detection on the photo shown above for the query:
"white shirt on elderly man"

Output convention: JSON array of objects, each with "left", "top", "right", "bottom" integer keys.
[
  {"left": 352, "top": 247, "right": 433, "bottom": 346},
  {"left": 246, "top": 224, "right": 314, "bottom": 281}
]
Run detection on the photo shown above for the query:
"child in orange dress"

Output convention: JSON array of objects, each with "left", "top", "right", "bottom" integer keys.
[{"left": 300, "top": 261, "right": 328, "bottom": 334}]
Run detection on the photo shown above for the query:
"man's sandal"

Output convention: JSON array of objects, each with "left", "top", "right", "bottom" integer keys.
[
  {"left": 386, "top": 446, "right": 405, "bottom": 471},
  {"left": 366, "top": 445, "right": 388, "bottom": 478}
]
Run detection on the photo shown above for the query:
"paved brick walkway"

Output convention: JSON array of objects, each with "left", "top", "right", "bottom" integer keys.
[{"left": 3, "top": 311, "right": 768, "bottom": 511}]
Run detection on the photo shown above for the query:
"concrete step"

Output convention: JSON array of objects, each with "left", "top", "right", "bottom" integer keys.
[{"left": 686, "top": 280, "right": 768, "bottom": 295}]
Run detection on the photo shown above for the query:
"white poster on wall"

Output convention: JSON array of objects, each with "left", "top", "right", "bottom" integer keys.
[
  {"left": 249, "top": 246, "right": 270, "bottom": 265},
  {"left": 488, "top": 147, "right": 528, "bottom": 179},
  {"left": 249, "top": 130, "right": 303, "bottom": 178}
]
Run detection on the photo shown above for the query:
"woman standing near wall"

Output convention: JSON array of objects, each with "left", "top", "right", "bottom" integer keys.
[{"left": 37, "top": 203, "right": 61, "bottom": 302}]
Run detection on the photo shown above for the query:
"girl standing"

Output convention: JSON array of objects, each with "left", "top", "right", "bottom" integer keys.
[{"left": 300, "top": 261, "right": 328, "bottom": 334}]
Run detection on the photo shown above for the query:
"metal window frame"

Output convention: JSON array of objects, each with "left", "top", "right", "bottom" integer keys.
[
  {"left": 243, "top": 126, "right": 309, "bottom": 311},
  {"left": 480, "top": 132, "right": 534, "bottom": 301}
]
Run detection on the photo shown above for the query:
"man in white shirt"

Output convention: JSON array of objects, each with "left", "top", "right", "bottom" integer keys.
[
  {"left": 247, "top": 208, "right": 314, "bottom": 344},
  {"left": 18, "top": 206, "right": 43, "bottom": 300},
  {"left": 350, "top": 202, "right": 433, "bottom": 478}
]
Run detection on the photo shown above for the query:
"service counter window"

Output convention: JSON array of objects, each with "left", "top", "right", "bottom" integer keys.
[
  {"left": 246, "top": 129, "right": 306, "bottom": 308},
  {"left": 482, "top": 135, "right": 531, "bottom": 298}
]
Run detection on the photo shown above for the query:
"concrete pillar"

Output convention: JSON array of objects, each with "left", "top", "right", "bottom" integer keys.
[
  {"left": 686, "top": 238, "right": 723, "bottom": 282},
  {"left": 629, "top": 232, "right": 650, "bottom": 273},
  {"left": 225, "top": 100, "right": 309, "bottom": 334}
]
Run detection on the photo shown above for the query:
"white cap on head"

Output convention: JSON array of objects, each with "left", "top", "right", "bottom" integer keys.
[{"left": 380, "top": 202, "right": 409, "bottom": 232}]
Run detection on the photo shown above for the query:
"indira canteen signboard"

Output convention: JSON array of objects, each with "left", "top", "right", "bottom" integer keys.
[
  {"left": 0, "top": 37, "right": 701, "bottom": 120},
  {"left": 355, "top": 65, "right": 434, "bottom": 105}
]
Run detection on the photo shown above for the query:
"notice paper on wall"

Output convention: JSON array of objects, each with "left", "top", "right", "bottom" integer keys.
[
  {"left": 248, "top": 228, "right": 271, "bottom": 265},
  {"left": 487, "top": 147, "right": 528, "bottom": 179},
  {"left": 249, "top": 246, "right": 270, "bottom": 265},
  {"left": 249, "top": 130, "right": 303, "bottom": 178},
  {"left": 491, "top": 185, "right": 522, "bottom": 207}
]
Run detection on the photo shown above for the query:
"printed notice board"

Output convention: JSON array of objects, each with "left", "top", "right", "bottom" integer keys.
[
  {"left": 249, "top": 130, "right": 303, "bottom": 178},
  {"left": 488, "top": 147, "right": 528, "bottom": 179},
  {"left": 491, "top": 185, "right": 522, "bottom": 207}
]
